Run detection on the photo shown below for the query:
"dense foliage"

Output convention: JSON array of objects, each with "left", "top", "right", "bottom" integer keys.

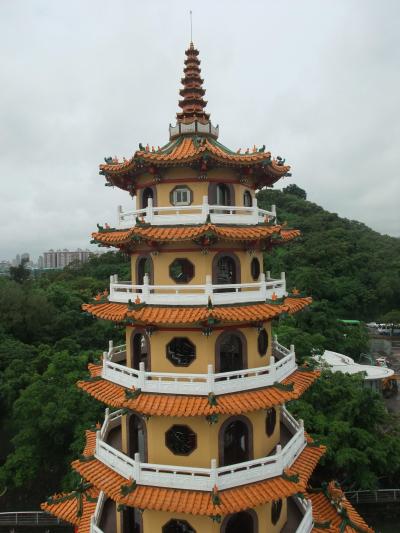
[
  {"left": 0, "top": 190, "right": 399, "bottom": 509},
  {"left": 0, "top": 252, "right": 129, "bottom": 508}
]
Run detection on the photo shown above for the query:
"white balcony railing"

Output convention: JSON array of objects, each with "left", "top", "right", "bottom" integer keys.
[
  {"left": 294, "top": 497, "right": 314, "bottom": 533},
  {"left": 117, "top": 197, "right": 276, "bottom": 227},
  {"left": 94, "top": 406, "right": 306, "bottom": 492},
  {"left": 102, "top": 339, "right": 296, "bottom": 396},
  {"left": 109, "top": 272, "right": 287, "bottom": 306},
  {"left": 90, "top": 491, "right": 106, "bottom": 533}
]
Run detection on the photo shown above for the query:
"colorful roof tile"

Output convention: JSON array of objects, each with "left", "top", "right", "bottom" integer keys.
[
  {"left": 71, "top": 440, "right": 323, "bottom": 517},
  {"left": 309, "top": 489, "right": 374, "bottom": 533},
  {"left": 92, "top": 223, "right": 300, "bottom": 249},
  {"left": 78, "top": 363, "right": 319, "bottom": 416},
  {"left": 41, "top": 486, "right": 98, "bottom": 533},
  {"left": 82, "top": 296, "right": 312, "bottom": 325}
]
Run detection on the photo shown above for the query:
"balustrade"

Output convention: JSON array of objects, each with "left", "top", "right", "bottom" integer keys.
[
  {"left": 94, "top": 406, "right": 305, "bottom": 492},
  {"left": 102, "top": 340, "right": 296, "bottom": 396},
  {"left": 109, "top": 272, "right": 287, "bottom": 305},
  {"left": 117, "top": 196, "right": 276, "bottom": 227}
]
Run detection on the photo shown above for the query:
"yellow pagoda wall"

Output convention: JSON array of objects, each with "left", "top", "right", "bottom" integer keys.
[
  {"left": 140, "top": 500, "right": 287, "bottom": 532},
  {"left": 125, "top": 322, "right": 273, "bottom": 372}
]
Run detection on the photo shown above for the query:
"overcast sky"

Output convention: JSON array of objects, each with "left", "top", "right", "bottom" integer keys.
[{"left": 1, "top": 0, "right": 399, "bottom": 261}]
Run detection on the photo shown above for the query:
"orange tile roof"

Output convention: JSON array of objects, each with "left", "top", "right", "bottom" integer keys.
[
  {"left": 100, "top": 136, "right": 290, "bottom": 178},
  {"left": 308, "top": 491, "right": 374, "bottom": 533},
  {"left": 78, "top": 364, "right": 319, "bottom": 416},
  {"left": 71, "top": 441, "right": 323, "bottom": 517},
  {"left": 91, "top": 223, "right": 300, "bottom": 248},
  {"left": 82, "top": 296, "right": 312, "bottom": 325},
  {"left": 41, "top": 486, "right": 99, "bottom": 533}
]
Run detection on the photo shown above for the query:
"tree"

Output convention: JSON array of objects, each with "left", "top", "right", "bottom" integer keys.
[
  {"left": 282, "top": 184, "right": 307, "bottom": 200},
  {"left": 9, "top": 263, "right": 30, "bottom": 284}
]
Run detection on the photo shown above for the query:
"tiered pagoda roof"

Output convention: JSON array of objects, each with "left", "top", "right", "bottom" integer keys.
[
  {"left": 177, "top": 42, "right": 209, "bottom": 124},
  {"left": 78, "top": 362, "right": 319, "bottom": 417},
  {"left": 91, "top": 222, "right": 300, "bottom": 250}
]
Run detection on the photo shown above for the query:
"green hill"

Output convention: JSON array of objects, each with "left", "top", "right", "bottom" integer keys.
[{"left": 258, "top": 185, "right": 400, "bottom": 321}]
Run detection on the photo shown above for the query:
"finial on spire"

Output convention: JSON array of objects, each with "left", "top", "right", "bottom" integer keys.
[{"left": 190, "top": 10, "right": 193, "bottom": 44}]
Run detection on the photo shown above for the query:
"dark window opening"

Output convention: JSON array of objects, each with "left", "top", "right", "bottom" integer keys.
[
  {"left": 223, "top": 511, "right": 255, "bottom": 533},
  {"left": 215, "top": 255, "right": 237, "bottom": 291},
  {"left": 216, "top": 183, "right": 231, "bottom": 206},
  {"left": 165, "top": 425, "right": 197, "bottom": 456},
  {"left": 265, "top": 407, "right": 277, "bottom": 437},
  {"left": 219, "top": 333, "right": 244, "bottom": 373},
  {"left": 122, "top": 507, "right": 142, "bottom": 533},
  {"left": 167, "top": 337, "right": 196, "bottom": 367},
  {"left": 250, "top": 257, "right": 260, "bottom": 281},
  {"left": 271, "top": 499, "right": 283, "bottom": 525},
  {"left": 243, "top": 191, "right": 253, "bottom": 207},
  {"left": 169, "top": 258, "right": 195, "bottom": 283},
  {"left": 132, "top": 333, "right": 148, "bottom": 371},
  {"left": 162, "top": 519, "right": 195, "bottom": 533},
  {"left": 137, "top": 256, "right": 152, "bottom": 285},
  {"left": 142, "top": 187, "right": 154, "bottom": 208},
  {"left": 128, "top": 415, "right": 146, "bottom": 460},
  {"left": 221, "top": 419, "right": 251, "bottom": 466},
  {"left": 257, "top": 328, "right": 268, "bottom": 356}
]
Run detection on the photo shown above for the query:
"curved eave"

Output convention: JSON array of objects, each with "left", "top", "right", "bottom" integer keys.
[
  {"left": 82, "top": 296, "right": 311, "bottom": 325},
  {"left": 71, "top": 442, "right": 324, "bottom": 517},
  {"left": 99, "top": 137, "right": 290, "bottom": 182},
  {"left": 91, "top": 223, "right": 301, "bottom": 249},
  {"left": 309, "top": 491, "right": 374, "bottom": 533},
  {"left": 41, "top": 484, "right": 99, "bottom": 532},
  {"left": 78, "top": 364, "right": 319, "bottom": 416}
]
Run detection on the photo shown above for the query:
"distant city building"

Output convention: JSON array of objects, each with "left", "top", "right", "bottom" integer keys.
[
  {"left": 21, "top": 252, "right": 30, "bottom": 264},
  {"left": 0, "top": 260, "right": 11, "bottom": 275},
  {"left": 42, "top": 248, "right": 95, "bottom": 269},
  {"left": 37, "top": 255, "right": 44, "bottom": 269}
]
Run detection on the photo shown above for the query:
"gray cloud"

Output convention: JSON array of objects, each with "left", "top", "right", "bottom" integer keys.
[{"left": 1, "top": 0, "right": 399, "bottom": 261}]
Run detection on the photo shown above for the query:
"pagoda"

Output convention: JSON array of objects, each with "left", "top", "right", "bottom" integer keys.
[{"left": 43, "top": 43, "right": 373, "bottom": 533}]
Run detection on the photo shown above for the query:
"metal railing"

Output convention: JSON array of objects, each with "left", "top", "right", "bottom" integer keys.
[
  {"left": 102, "top": 339, "right": 296, "bottom": 396},
  {"left": 109, "top": 272, "right": 287, "bottom": 306},
  {"left": 94, "top": 406, "right": 305, "bottom": 492},
  {"left": 117, "top": 196, "right": 276, "bottom": 227},
  {"left": 345, "top": 489, "right": 400, "bottom": 504},
  {"left": 0, "top": 511, "right": 65, "bottom": 526}
]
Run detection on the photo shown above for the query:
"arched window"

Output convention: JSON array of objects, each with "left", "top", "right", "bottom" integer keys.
[
  {"left": 122, "top": 507, "right": 142, "bottom": 533},
  {"left": 257, "top": 328, "right": 268, "bottom": 356},
  {"left": 265, "top": 407, "right": 277, "bottom": 437},
  {"left": 142, "top": 187, "right": 154, "bottom": 208},
  {"left": 271, "top": 499, "right": 283, "bottom": 525},
  {"left": 213, "top": 253, "right": 240, "bottom": 290},
  {"left": 216, "top": 183, "right": 231, "bottom": 206},
  {"left": 128, "top": 414, "right": 146, "bottom": 460},
  {"left": 243, "top": 190, "right": 253, "bottom": 207},
  {"left": 162, "top": 520, "right": 195, "bottom": 533},
  {"left": 131, "top": 331, "right": 149, "bottom": 370},
  {"left": 222, "top": 511, "right": 257, "bottom": 533},
  {"left": 219, "top": 416, "right": 253, "bottom": 466},
  {"left": 250, "top": 257, "right": 260, "bottom": 281},
  {"left": 216, "top": 332, "right": 246, "bottom": 373},
  {"left": 136, "top": 255, "right": 153, "bottom": 285}
]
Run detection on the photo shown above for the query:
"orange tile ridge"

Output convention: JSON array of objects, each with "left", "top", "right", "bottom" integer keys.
[
  {"left": 82, "top": 296, "right": 312, "bottom": 325},
  {"left": 70, "top": 444, "right": 323, "bottom": 516},
  {"left": 78, "top": 365, "right": 319, "bottom": 416},
  {"left": 307, "top": 484, "right": 374, "bottom": 533}
]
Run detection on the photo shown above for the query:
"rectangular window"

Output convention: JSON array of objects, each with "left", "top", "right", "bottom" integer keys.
[{"left": 173, "top": 188, "right": 190, "bottom": 206}]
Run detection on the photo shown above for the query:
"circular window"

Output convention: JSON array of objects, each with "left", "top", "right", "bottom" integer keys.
[
  {"left": 167, "top": 338, "right": 196, "bottom": 367},
  {"left": 165, "top": 425, "right": 197, "bottom": 456},
  {"left": 169, "top": 258, "right": 195, "bottom": 283},
  {"left": 257, "top": 328, "right": 268, "bottom": 356},
  {"left": 250, "top": 257, "right": 260, "bottom": 280},
  {"left": 162, "top": 519, "right": 196, "bottom": 533},
  {"left": 265, "top": 407, "right": 277, "bottom": 437},
  {"left": 271, "top": 499, "right": 283, "bottom": 525}
]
